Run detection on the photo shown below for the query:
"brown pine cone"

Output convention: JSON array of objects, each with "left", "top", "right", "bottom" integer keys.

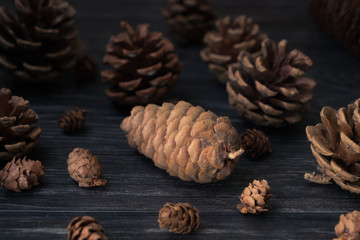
[
  {"left": 162, "top": 0, "right": 217, "bottom": 45},
  {"left": 309, "top": 0, "right": 360, "bottom": 58},
  {"left": 121, "top": 101, "right": 241, "bottom": 183},
  {"left": 0, "top": 0, "right": 83, "bottom": 81},
  {"left": 305, "top": 99, "right": 360, "bottom": 194},
  {"left": 237, "top": 179, "right": 273, "bottom": 214},
  {"left": 158, "top": 202, "right": 200, "bottom": 234},
  {"left": 0, "top": 157, "right": 44, "bottom": 192},
  {"left": 67, "top": 216, "right": 107, "bottom": 240},
  {"left": 75, "top": 56, "right": 97, "bottom": 80},
  {"left": 200, "top": 15, "right": 267, "bottom": 84},
  {"left": 334, "top": 210, "right": 360, "bottom": 240},
  {"left": 0, "top": 88, "right": 41, "bottom": 161},
  {"left": 240, "top": 129, "right": 272, "bottom": 159},
  {"left": 101, "top": 21, "right": 182, "bottom": 106},
  {"left": 67, "top": 148, "right": 107, "bottom": 188},
  {"left": 227, "top": 39, "right": 316, "bottom": 127},
  {"left": 59, "top": 108, "right": 87, "bottom": 134}
]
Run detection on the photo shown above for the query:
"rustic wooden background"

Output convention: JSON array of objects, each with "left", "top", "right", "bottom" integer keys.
[{"left": 1, "top": 0, "right": 360, "bottom": 239}]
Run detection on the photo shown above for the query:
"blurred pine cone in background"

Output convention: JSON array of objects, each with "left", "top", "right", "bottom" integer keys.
[{"left": 309, "top": 0, "right": 360, "bottom": 58}]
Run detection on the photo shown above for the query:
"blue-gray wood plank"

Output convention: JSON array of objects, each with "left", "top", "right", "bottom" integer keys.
[{"left": 0, "top": 0, "right": 360, "bottom": 239}]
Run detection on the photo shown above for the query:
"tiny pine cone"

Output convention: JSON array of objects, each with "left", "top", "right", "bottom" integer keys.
[
  {"left": 75, "top": 56, "right": 98, "bottom": 80},
  {"left": 59, "top": 107, "right": 87, "bottom": 133},
  {"left": 334, "top": 210, "right": 360, "bottom": 240},
  {"left": 240, "top": 129, "right": 272, "bottom": 159},
  {"left": 67, "top": 216, "right": 107, "bottom": 240}
]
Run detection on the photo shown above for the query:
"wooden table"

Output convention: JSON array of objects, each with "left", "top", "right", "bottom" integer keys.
[{"left": 1, "top": 0, "right": 360, "bottom": 239}]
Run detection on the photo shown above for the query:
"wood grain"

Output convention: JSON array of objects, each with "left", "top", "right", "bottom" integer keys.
[{"left": 1, "top": 0, "right": 360, "bottom": 239}]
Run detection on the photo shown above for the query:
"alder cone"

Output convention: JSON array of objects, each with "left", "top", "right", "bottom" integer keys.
[
  {"left": 0, "top": 88, "right": 41, "bottom": 161},
  {"left": 162, "top": 0, "right": 217, "bottom": 44},
  {"left": 0, "top": 0, "right": 83, "bottom": 81},
  {"left": 67, "top": 216, "right": 107, "bottom": 240},
  {"left": 309, "top": 0, "right": 360, "bottom": 58},
  {"left": 200, "top": 15, "right": 267, "bottom": 84},
  {"left": 334, "top": 210, "right": 360, "bottom": 240},
  {"left": 158, "top": 202, "right": 200, "bottom": 234},
  {"left": 306, "top": 99, "right": 360, "bottom": 194},
  {"left": 121, "top": 101, "right": 241, "bottom": 183},
  {"left": 101, "top": 21, "right": 182, "bottom": 106},
  {"left": 227, "top": 39, "right": 316, "bottom": 127}
]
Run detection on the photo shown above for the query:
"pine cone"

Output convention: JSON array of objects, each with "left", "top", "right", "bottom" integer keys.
[
  {"left": 227, "top": 39, "right": 316, "bottom": 127},
  {"left": 58, "top": 108, "right": 87, "bottom": 134},
  {"left": 67, "top": 148, "right": 107, "bottom": 188},
  {"left": 305, "top": 99, "right": 360, "bottom": 194},
  {"left": 334, "top": 210, "right": 360, "bottom": 240},
  {"left": 0, "top": 88, "right": 41, "bottom": 161},
  {"left": 200, "top": 15, "right": 267, "bottom": 84},
  {"left": 240, "top": 129, "right": 271, "bottom": 159},
  {"left": 237, "top": 179, "right": 273, "bottom": 214},
  {"left": 121, "top": 101, "right": 241, "bottom": 183},
  {"left": 0, "top": 0, "right": 83, "bottom": 81},
  {"left": 68, "top": 216, "right": 107, "bottom": 240},
  {"left": 162, "top": 0, "right": 217, "bottom": 45},
  {"left": 0, "top": 157, "right": 44, "bottom": 192},
  {"left": 101, "top": 21, "right": 182, "bottom": 106},
  {"left": 309, "top": 0, "right": 360, "bottom": 58},
  {"left": 158, "top": 202, "right": 200, "bottom": 234},
  {"left": 75, "top": 56, "right": 97, "bottom": 80}
]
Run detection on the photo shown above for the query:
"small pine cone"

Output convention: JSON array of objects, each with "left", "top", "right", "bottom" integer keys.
[
  {"left": 237, "top": 179, "right": 272, "bottom": 214},
  {"left": 240, "top": 129, "right": 271, "bottom": 159},
  {"left": 162, "top": 0, "right": 217, "bottom": 44},
  {"left": 0, "top": 157, "right": 44, "bottom": 192},
  {"left": 121, "top": 101, "right": 241, "bottom": 183},
  {"left": 67, "top": 148, "right": 106, "bottom": 188},
  {"left": 0, "top": 0, "right": 83, "bottom": 81},
  {"left": 306, "top": 99, "right": 360, "bottom": 194},
  {"left": 101, "top": 21, "right": 182, "bottom": 106},
  {"left": 75, "top": 56, "right": 98, "bottom": 80},
  {"left": 0, "top": 88, "right": 42, "bottom": 161},
  {"left": 200, "top": 15, "right": 267, "bottom": 84},
  {"left": 58, "top": 108, "right": 87, "bottom": 134},
  {"left": 67, "top": 216, "right": 107, "bottom": 240},
  {"left": 309, "top": 0, "right": 360, "bottom": 58},
  {"left": 227, "top": 39, "right": 316, "bottom": 127},
  {"left": 334, "top": 210, "right": 360, "bottom": 240},
  {"left": 158, "top": 202, "right": 200, "bottom": 234}
]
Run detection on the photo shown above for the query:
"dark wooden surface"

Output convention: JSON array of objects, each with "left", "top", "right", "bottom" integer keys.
[{"left": 1, "top": 0, "right": 360, "bottom": 239}]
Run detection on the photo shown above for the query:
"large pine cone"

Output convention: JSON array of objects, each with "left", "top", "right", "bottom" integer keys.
[
  {"left": 306, "top": 99, "right": 360, "bottom": 194},
  {"left": 0, "top": 0, "right": 83, "bottom": 81},
  {"left": 121, "top": 101, "right": 241, "bottom": 183},
  {"left": 0, "top": 88, "right": 41, "bottom": 161},
  {"left": 334, "top": 210, "right": 360, "bottom": 240},
  {"left": 0, "top": 157, "right": 44, "bottom": 192},
  {"left": 101, "top": 21, "right": 182, "bottom": 106},
  {"left": 67, "top": 216, "right": 107, "bottom": 240},
  {"left": 162, "top": 0, "right": 217, "bottom": 44},
  {"left": 200, "top": 15, "right": 267, "bottom": 84},
  {"left": 309, "top": 0, "right": 360, "bottom": 58},
  {"left": 158, "top": 202, "right": 200, "bottom": 234},
  {"left": 227, "top": 39, "right": 316, "bottom": 127}
]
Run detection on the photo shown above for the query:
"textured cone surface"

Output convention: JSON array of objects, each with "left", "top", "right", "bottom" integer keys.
[
  {"left": 237, "top": 179, "right": 272, "bottom": 214},
  {"left": 0, "top": 0, "right": 83, "bottom": 81},
  {"left": 334, "top": 210, "right": 360, "bottom": 240},
  {"left": 101, "top": 21, "right": 182, "bottom": 106},
  {"left": 306, "top": 99, "right": 360, "bottom": 194},
  {"left": 67, "top": 148, "right": 107, "bottom": 188},
  {"left": 200, "top": 15, "right": 267, "bottom": 84},
  {"left": 227, "top": 39, "right": 316, "bottom": 127},
  {"left": 59, "top": 108, "right": 87, "bottom": 134},
  {"left": 67, "top": 216, "right": 107, "bottom": 240},
  {"left": 240, "top": 129, "right": 271, "bottom": 159},
  {"left": 75, "top": 56, "right": 97, "bottom": 80},
  {"left": 158, "top": 202, "right": 200, "bottom": 234},
  {"left": 121, "top": 101, "right": 241, "bottom": 183},
  {"left": 0, "top": 88, "right": 41, "bottom": 161},
  {"left": 309, "top": 0, "right": 360, "bottom": 58},
  {"left": 0, "top": 157, "right": 44, "bottom": 192},
  {"left": 162, "top": 0, "right": 217, "bottom": 44}
]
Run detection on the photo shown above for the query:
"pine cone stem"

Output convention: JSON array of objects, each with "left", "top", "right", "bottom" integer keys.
[
  {"left": 228, "top": 148, "right": 245, "bottom": 160},
  {"left": 304, "top": 172, "right": 332, "bottom": 185}
]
